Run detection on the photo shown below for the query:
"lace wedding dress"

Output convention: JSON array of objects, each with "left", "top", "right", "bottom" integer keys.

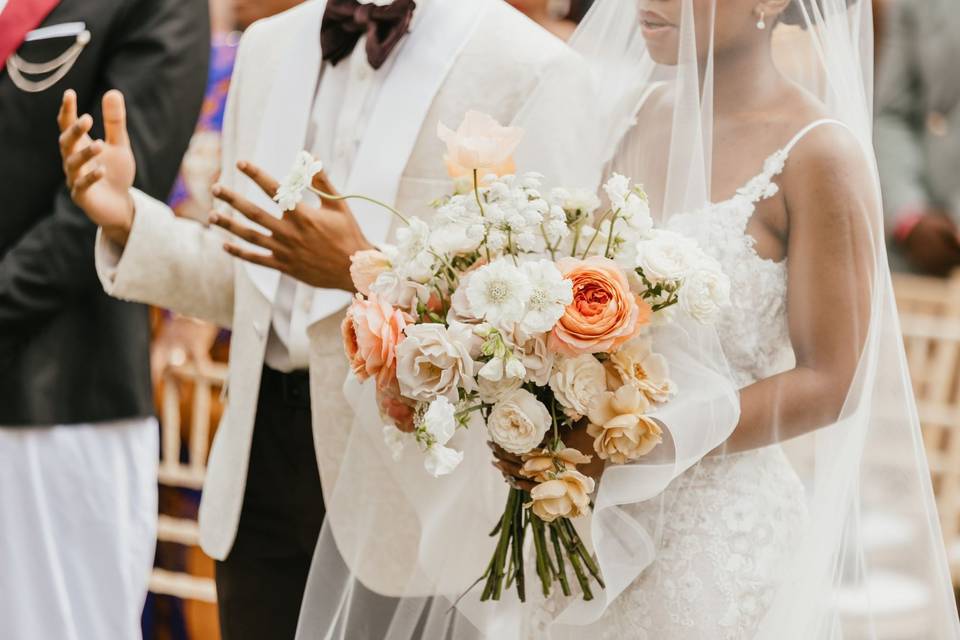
[{"left": 593, "top": 120, "right": 846, "bottom": 640}]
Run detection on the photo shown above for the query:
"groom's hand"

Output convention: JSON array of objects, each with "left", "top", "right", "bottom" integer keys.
[
  {"left": 210, "top": 162, "right": 374, "bottom": 291},
  {"left": 58, "top": 89, "right": 137, "bottom": 246}
]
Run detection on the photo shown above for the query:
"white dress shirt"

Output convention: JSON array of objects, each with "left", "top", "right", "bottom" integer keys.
[{"left": 265, "top": 2, "right": 417, "bottom": 371}]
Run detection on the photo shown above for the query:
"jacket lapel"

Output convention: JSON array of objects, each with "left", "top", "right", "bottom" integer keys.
[
  {"left": 243, "top": 0, "right": 326, "bottom": 302},
  {"left": 308, "top": 0, "right": 490, "bottom": 323}
]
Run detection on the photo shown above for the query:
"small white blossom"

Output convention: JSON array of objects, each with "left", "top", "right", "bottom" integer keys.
[
  {"left": 394, "top": 217, "right": 435, "bottom": 283},
  {"left": 520, "top": 260, "right": 573, "bottom": 334},
  {"left": 274, "top": 151, "right": 323, "bottom": 211},
  {"left": 382, "top": 425, "right": 407, "bottom": 462},
  {"left": 424, "top": 445, "right": 464, "bottom": 477},
  {"left": 418, "top": 397, "right": 457, "bottom": 447}
]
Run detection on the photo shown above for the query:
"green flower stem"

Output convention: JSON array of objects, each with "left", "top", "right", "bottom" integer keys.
[
  {"left": 531, "top": 517, "right": 552, "bottom": 597},
  {"left": 570, "top": 222, "right": 582, "bottom": 257},
  {"left": 558, "top": 521, "right": 593, "bottom": 601},
  {"left": 580, "top": 208, "right": 615, "bottom": 260},
  {"left": 482, "top": 488, "right": 519, "bottom": 601},
  {"left": 549, "top": 523, "right": 572, "bottom": 597},
  {"left": 563, "top": 519, "right": 605, "bottom": 588},
  {"left": 473, "top": 169, "right": 492, "bottom": 263},
  {"left": 512, "top": 491, "right": 526, "bottom": 602},
  {"left": 603, "top": 208, "right": 622, "bottom": 259},
  {"left": 309, "top": 187, "right": 409, "bottom": 225}
]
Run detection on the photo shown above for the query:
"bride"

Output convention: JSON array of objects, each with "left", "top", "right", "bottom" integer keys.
[{"left": 297, "top": 0, "right": 960, "bottom": 638}]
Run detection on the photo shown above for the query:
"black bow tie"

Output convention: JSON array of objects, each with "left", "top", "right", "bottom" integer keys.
[{"left": 320, "top": 0, "right": 417, "bottom": 70}]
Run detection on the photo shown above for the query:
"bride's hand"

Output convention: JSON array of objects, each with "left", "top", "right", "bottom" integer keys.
[{"left": 489, "top": 442, "right": 538, "bottom": 492}]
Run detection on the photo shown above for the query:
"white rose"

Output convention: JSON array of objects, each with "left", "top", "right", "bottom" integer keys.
[
  {"left": 635, "top": 229, "right": 697, "bottom": 284},
  {"left": 680, "top": 263, "right": 731, "bottom": 324},
  {"left": 549, "top": 354, "right": 607, "bottom": 421},
  {"left": 487, "top": 389, "right": 552, "bottom": 455},
  {"left": 396, "top": 323, "right": 477, "bottom": 402}
]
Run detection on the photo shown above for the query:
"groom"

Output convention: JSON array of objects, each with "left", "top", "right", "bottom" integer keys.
[{"left": 59, "top": 0, "right": 574, "bottom": 637}]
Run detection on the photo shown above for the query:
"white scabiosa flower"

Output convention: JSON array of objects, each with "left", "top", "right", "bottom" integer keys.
[
  {"left": 274, "top": 151, "right": 324, "bottom": 211},
  {"left": 520, "top": 260, "right": 573, "bottom": 334},
  {"left": 465, "top": 259, "right": 531, "bottom": 327}
]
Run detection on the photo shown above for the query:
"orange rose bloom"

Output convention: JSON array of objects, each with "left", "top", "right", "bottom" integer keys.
[
  {"left": 341, "top": 294, "right": 413, "bottom": 386},
  {"left": 549, "top": 256, "right": 650, "bottom": 357}
]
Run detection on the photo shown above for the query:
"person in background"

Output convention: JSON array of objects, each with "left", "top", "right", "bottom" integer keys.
[
  {"left": 152, "top": 0, "right": 303, "bottom": 380},
  {"left": 508, "top": 0, "right": 578, "bottom": 40},
  {"left": 875, "top": 0, "right": 960, "bottom": 276},
  {"left": 0, "top": 0, "right": 208, "bottom": 638}
]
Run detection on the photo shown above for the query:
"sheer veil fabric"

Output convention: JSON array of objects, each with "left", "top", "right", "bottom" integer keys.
[{"left": 296, "top": 1, "right": 960, "bottom": 638}]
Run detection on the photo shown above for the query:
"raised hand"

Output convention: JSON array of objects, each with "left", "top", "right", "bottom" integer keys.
[
  {"left": 209, "top": 161, "right": 374, "bottom": 291},
  {"left": 58, "top": 89, "right": 137, "bottom": 246}
]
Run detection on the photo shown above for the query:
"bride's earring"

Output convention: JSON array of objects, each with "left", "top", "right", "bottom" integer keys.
[{"left": 756, "top": 10, "right": 766, "bottom": 30}]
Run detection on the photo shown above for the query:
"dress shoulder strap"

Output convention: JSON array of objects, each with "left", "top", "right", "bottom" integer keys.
[{"left": 781, "top": 118, "right": 850, "bottom": 156}]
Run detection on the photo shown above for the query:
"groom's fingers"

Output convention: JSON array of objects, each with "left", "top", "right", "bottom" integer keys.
[
  {"left": 211, "top": 184, "right": 282, "bottom": 233},
  {"left": 237, "top": 161, "right": 280, "bottom": 200},
  {"left": 223, "top": 242, "right": 284, "bottom": 271},
  {"left": 59, "top": 113, "right": 92, "bottom": 157},
  {"left": 208, "top": 212, "right": 281, "bottom": 253}
]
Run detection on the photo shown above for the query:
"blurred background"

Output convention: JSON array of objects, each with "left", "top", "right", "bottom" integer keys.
[{"left": 7, "top": 0, "right": 955, "bottom": 638}]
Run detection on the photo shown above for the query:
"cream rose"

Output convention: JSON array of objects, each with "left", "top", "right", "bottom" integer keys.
[
  {"left": 527, "top": 470, "right": 595, "bottom": 522},
  {"left": 396, "top": 323, "right": 477, "bottom": 402},
  {"left": 587, "top": 385, "right": 663, "bottom": 464},
  {"left": 605, "top": 335, "right": 676, "bottom": 404},
  {"left": 549, "top": 353, "right": 607, "bottom": 420},
  {"left": 487, "top": 389, "right": 551, "bottom": 455},
  {"left": 437, "top": 110, "right": 524, "bottom": 173},
  {"left": 515, "top": 331, "right": 555, "bottom": 387}
]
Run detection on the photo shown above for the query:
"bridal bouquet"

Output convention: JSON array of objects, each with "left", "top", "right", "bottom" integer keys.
[{"left": 277, "top": 111, "right": 730, "bottom": 603}]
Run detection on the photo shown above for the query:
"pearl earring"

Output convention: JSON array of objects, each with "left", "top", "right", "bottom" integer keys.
[{"left": 756, "top": 10, "right": 766, "bottom": 30}]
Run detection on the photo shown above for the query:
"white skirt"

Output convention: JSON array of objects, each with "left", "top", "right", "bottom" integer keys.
[{"left": 0, "top": 417, "right": 158, "bottom": 640}]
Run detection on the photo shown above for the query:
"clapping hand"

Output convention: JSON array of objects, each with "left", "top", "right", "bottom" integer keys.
[
  {"left": 57, "top": 89, "right": 136, "bottom": 246},
  {"left": 210, "top": 162, "right": 374, "bottom": 291}
]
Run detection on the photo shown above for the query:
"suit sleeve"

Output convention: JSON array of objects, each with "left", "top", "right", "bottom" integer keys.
[
  {"left": 94, "top": 21, "right": 263, "bottom": 329},
  {"left": 874, "top": 0, "right": 930, "bottom": 232},
  {"left": 0, "top": 0, "right": 209, "bottom": 339}
]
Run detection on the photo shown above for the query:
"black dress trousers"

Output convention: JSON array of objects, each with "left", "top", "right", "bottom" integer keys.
[{"left": 215, "top": 367, "right": 325, "bottom": 640}]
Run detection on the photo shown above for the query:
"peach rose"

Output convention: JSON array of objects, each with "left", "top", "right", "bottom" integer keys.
[
  {"left": 349, "top": 250, "right": 391, "bottom": 296},
  {"left": 437, "top": 111, "right": 524, "bottom": 173},
  {"left": 520, "top": 447, "right": 593, "bottom": 483},
  {"left": 376, "top": 378, "right": 416, "bottom": 433},
  {"left": 341, "top": 294, "right": 413, "bottom": 387},
  {"left": 548, "top": 256, "right": 651, "bottom": 357},
  {"left": 527, "top": 470, "right": 595, "bottom": 523}
]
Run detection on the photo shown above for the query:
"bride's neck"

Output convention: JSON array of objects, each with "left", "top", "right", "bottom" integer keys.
[{"left": 710, "top": 38, "right": 784, "bottom": 113}]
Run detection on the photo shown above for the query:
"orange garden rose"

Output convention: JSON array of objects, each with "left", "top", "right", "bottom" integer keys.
[
  {"left": 376, "top": 378, "right": 416, "bottom": 433},
  {"left": 548, "top": 256, "right": 651, "bottom": 357},
  {"left": 341, "top": 294, "right": 413, "bottom": 387}
]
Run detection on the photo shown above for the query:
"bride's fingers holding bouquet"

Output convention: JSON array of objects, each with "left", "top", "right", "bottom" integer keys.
[{"left": 209, "top": 160, "right": 374, "bottom": 291}]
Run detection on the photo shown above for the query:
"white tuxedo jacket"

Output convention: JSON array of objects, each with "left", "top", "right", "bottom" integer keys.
[{"left": 96, "top": 0, "right": 574, "bottom": 565}]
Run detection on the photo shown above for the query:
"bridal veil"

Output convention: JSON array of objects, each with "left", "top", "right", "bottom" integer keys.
[{"left": 296, "top": 1, "right": 960, "bottom": 638}]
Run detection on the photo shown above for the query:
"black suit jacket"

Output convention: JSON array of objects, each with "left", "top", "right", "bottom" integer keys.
[{"left": 0, "top": 0, "right": 209, "bottom": 425}]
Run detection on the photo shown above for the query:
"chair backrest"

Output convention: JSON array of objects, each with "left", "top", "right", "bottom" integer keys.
[
  {"left": 149, "top": 361, "right": 228, "bottom": 604},
  {"left": 894, "top": 271, "right": 960, "bottom": 578}
]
